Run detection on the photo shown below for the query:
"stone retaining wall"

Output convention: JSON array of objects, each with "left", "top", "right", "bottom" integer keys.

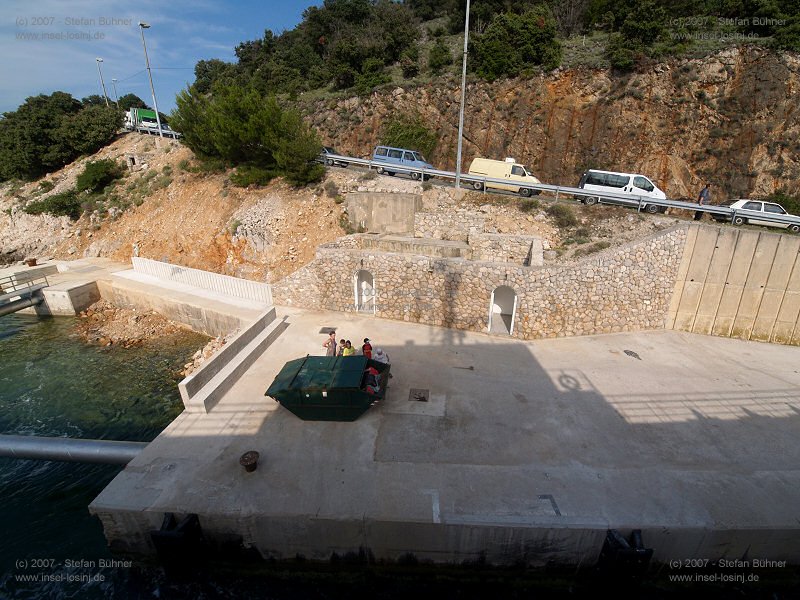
[
  {"left": 468, "top": 232, "right": 544, "bottom": 266},
  {"left": 273, "top": 226, "right": 688, "bottom": 339},
  {"left": 414, "top": 211, "right": 486, "bottom": 242}
]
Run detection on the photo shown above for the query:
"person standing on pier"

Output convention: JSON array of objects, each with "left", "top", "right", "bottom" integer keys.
[{"left": 323, "top": 331, "right": 337, "bottom": 356}]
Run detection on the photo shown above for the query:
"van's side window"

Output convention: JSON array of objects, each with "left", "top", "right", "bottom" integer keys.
[
  {"left": 607, "top": 174, "right": 629, "bottom": 188},
  {"left": 403, "top": 151, "right": 415, "bottom": 161},
  {"left": 388, "top": 149, "right": 403, "bottom": 159},
  {"left": 633, "top": 176, "right": 654, "bottom": 192},
  {"left": 586, "top": 172, "right": 607, "bottom": 186},
  {"left": 375, "top": 147, "right": 388, "bottom": 157},
  {"left": 511, "top": 165, "right": 525, "bottom": 176}
]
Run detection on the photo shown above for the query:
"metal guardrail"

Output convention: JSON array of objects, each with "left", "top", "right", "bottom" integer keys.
[
  {"left": 128, "top": 126, "right": 182, "bottom": 139},
  {"left": 323, "top": 152, "right": 800, "bottom": 231}
]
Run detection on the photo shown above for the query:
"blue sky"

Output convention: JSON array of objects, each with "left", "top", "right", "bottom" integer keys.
[{"left": 0, "top": 0, "right": 320, "bottom": 114}]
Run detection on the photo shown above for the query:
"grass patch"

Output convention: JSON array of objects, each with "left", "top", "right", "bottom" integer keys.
[
  {"left": 517, "top": 198, "right": 540, "bottom": 213},
  {"left": 572, "top": 240, "right": 611, "bottom": 257}
]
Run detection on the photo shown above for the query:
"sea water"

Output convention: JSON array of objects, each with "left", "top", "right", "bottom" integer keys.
[{"left": 0, "top": 313, "right": 208, "bottom": 598}]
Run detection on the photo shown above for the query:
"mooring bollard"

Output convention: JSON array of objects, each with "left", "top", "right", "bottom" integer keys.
[{"left": 239, "top": 450, "right": 259, "bottom": 473}]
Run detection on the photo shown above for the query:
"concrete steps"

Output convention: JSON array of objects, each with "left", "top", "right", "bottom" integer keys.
[{"left": 180, "top": 308, "right": 289, "bottom": 413}]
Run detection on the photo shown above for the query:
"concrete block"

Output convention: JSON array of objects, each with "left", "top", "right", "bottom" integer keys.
[{"left": 39, "top": 280, "right": 100, "bottom": 315}]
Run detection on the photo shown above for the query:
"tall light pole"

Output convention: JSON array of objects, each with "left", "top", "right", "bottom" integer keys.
[
  {"left": 454, "top": 0, "right": 471, "bottom": 190},
  {"left": 95, "top": 58, "right": 110, "bottom": 107},
  {"left": 138, "top": 22, "right": 163, "bottom": 137},
  {"left": 111, "top": 78, "right": 119, "bottom": 108}
]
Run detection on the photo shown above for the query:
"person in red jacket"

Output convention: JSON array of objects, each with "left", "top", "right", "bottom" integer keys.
[{"left": 362, "top": 338, "right": 372, "bottom": 359}]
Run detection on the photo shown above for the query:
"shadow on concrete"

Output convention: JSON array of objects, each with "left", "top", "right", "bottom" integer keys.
[{"left": 89, "top": 313, "right": 800, "bottom": 596}]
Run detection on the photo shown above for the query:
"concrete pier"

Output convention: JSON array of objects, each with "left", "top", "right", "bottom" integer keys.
[{"left": 89, "top": 308, "right": 800, "bottom": 566}]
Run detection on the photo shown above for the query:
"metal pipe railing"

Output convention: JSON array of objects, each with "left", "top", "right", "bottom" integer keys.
[{"left": 0, "top": 435, "right": 147, "bottom": 465}]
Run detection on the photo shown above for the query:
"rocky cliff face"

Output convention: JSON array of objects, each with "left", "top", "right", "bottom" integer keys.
[{"left": 309, "top": 46, "right": 800, "bottom": 201}]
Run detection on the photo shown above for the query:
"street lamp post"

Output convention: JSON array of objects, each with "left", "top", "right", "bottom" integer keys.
[
  {"left": 454, "top": 0, "right": 471, "bottom": 190},
  {"left": 95, "top": 58, "right": 110, "bottom": 107},
  {"left": 138, "top": 22, "right": 163, "bottom": 137},
  {"left": 111, "top": 78, "right": 119, "bottom": 108}
]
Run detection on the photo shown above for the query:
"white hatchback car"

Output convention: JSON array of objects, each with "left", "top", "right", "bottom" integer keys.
[{"left": 715, "top": 199, "right": 800, "bottom": 233}]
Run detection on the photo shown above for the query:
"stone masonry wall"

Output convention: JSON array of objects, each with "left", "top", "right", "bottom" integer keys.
[
  {"left": 272, "top": 226, "right": 689, "bottom": 339},
  {"left": 468, "top": 232, "right": 544, "bottom": 266},
  {"left": 414, "top": 211, "right": 486, "bottom": 242}
]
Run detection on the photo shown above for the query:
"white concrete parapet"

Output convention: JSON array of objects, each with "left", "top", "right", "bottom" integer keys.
[{"left": 132, "top": 257, "right": 273, "bottom": 306}]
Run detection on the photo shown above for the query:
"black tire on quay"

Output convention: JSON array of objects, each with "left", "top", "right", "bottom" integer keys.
[{"left": 519, "top": 188, "right": 532, "bottom": 197}]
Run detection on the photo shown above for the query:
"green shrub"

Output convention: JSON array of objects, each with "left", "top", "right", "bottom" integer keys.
[
  {"left": 24, "top": 190, "right": 82, "bottom": 219},
  {"left": 36, "top": 180, "right": 55, "bottom": 194},
  {"left": 382, "top": 113, "right": 437, "bottom": 159},
  {"left": 324, "top": 180, "right": 339, "bottom": 198},
  {"left": 472, "top": 7, "right": 562, "bottom": 81},
  {"left": 772, "top": 16, "right": 800, "bottom": 51},
  {"left": 178, "top": 159, "right": 191, "bottom": 171},
  {"left": 428, "top": 39, "right": 453, "bottom": 75},
  {"left": 354, "top": 58, "right": 391, "bottom": 96},
  {"left": 150, "top": 175, "right": 173, "bottom": 191},
  {"left": 230, "top": 165, "right": 275, "bottom": 187},
  {"left": 360, "top": 170, "right": 377, "bottom": 181},
  {"left": 546, "top": 204, "right": 578, "bottom": 228},
  {"left": 765, "top": 190, "right": 800, "bottom": 215},
  {"left": 76, "top": 159, "right": 124, "bottom": 193}
]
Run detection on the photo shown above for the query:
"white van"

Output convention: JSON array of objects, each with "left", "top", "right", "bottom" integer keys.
[
  {"left": 577, "top": 169, "right": 667, "bottom": 213},
  {"left": 468, "top": 157, "right": 541, "bottom": 197}
]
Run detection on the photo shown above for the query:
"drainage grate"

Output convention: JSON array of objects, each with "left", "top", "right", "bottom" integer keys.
[{"left": 409, "top": 388, "right": 429, "bottom": 402}]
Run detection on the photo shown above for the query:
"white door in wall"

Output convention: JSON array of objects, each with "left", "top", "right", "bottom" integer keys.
[
  {"left": 355, "top": 270, "right": 376, "bottom": 314},
  {"left": 488, "top": 285, "right": 517, "bottom": 335}
]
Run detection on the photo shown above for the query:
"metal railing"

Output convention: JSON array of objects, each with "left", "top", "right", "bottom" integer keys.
[
  {"left": 132, "top": 257, "right": 273, "bottom": 305},
  {"left": 0, "top": 272, "right": 49, "bottom": 302},
  {"left": 323, "top": 152, "right": 800, "bottom": 231}
]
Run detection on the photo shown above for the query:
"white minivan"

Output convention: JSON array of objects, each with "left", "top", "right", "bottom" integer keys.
[{"left": 577, "top": 169, "right": 667, "bottom": 213}]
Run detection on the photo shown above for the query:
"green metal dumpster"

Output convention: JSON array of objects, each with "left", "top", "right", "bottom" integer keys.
[{"left": 265, "top": 355, "right": 391, "bottom": 421}]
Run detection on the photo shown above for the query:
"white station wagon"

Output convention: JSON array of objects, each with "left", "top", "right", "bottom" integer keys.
[{"left": 714, "top": 199, "right": 800, "bottom": 233}]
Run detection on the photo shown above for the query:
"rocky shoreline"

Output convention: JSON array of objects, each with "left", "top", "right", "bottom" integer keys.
[{"left": 74, "top": 299, "right": 228, "bottom": 377}]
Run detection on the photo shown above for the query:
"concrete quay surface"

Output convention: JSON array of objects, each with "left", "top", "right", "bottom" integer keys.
[{"left": 90, "top": 307, "right": 800, "bottom": 565}]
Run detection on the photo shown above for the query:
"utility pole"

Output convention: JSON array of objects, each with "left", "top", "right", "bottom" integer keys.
[
  {"left": 138, "top": 22, "right": 163, "bottom": 137},
  {"left": 111, "top": 78, "right": 120, "bottom": 108},
  {"left": 454, "top": 0, "right": 471, "bottom": 190},
  {"left": 96, "top": 58, "right": 110, "bottom": 107}
]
